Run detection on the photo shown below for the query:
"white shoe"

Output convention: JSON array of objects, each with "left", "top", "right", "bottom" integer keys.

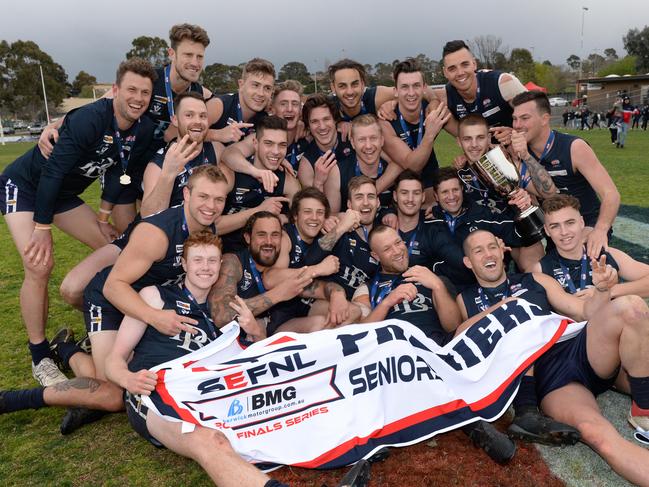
[{"left": 32, "top": 358, "right": 68, "bottom": 387}]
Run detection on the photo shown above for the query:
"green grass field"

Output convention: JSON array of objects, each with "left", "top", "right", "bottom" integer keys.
[{"left": 0, "top": 129, "right": 647, "bottom": 485}]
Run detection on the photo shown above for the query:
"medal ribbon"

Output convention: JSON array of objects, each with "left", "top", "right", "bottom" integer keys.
[
  {"left": 249, "top": 256, "right": 266, "bottom": 294},
  {"left": 559, "top": 248, "right": 588, "bottom": 293},
  {"left": 478, "top": 278, "right": 510, "bottom": 309},
  {"left": 181, "top": 284, "right": 217, "bottom": 338},
  {"left": 398, "top": 107, "right": 424, "bottom": 148},
  {"left": 369, "top": 274, "right": 399, "bottom": 307}
]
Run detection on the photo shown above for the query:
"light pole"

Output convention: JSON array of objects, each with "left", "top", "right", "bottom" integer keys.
[
  {"left": 39, "top": 63, "right": 50, "bottom": 125},
  {"left": 579, "top": 6, "right": 589, "bottom": 80}
]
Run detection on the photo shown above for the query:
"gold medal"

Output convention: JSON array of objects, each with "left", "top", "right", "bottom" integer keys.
[{"left": 120, "top": 174, "right": 132, "bottom": 185}]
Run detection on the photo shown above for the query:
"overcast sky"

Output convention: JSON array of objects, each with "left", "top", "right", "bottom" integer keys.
[{"left": 2, "top": 0, "right": 647, "bottom": 83}]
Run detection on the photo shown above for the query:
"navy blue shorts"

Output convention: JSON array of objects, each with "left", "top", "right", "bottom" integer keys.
[
  {"left": 0, "top": 174, "right": 83, "bottom": 216},
  {"left": 534, "top": 325, "right": 618, "bottom": 399},
  {"left": 113, "top": 180, "right": 143, "bottom": 205},
  {"left": 125, "top": 391, "right": 163, "bottom": 448},
  {"left": 83, "top": 270, "right": 123, "bottom": 333}
]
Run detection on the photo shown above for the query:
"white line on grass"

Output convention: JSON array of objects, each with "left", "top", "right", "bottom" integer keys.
[{"left": 613, "top": 216, "right": 649, "bottom": 249}]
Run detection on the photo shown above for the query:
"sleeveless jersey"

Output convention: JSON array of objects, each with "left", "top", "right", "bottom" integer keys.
[
  {"left": 389, "top": 101, "right": 439, "bottom": 187},
  {"left": 461, "top": 273, "right": 550, "bottom": 317},
  {"left": 540, "top": 247, "right": 619, "bottom": 294},
  {"left": 148, "top": 66, "right": 203, "bottom": 148},
  {"left": 128, "top": 283, "right": 218, "bottom": 372},
  {"left": 333, "top": 86, "right": 378, "bottom": 122},
  {"left": 301, "top": 132, "right": 354, "bottom": 166},
  {"left": 337, "top": 156, "right": 392, "bottom": 211},
  {"left": 151, "top": 141, "right": 218, "bottom": 208},
  {"left": 446, "top": 70, "right": 513, "bottom": 128},
  {"left": 209, "top": 92, "right": 268, "bottom": 142},
  {"left": 369, "top": 272, "right": 448, "bottom": 345},
  {"left": 531, "top": 131, "right": 601, "bottom": 227}
]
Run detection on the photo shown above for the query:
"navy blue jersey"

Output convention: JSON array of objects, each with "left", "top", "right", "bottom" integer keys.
[
  {"left": 301, "top": 132, "right": 354, "bottom": 166},
  {"left": 128, "top": 283, "right": 218, "bottom": 372},
  {"left": 84, "top": 204, "right": 216, "bottom": 313},
  {"left": 209, "top": 93, "right": 268, "bottom": 142},
  {"left": 332, "top": 86, "right": 378, "bottom": 122},
  {"left": 428, "top": 202, "right": 522, "bottom": 249},
  {"left": 398, "top": 214, "right": 468, "bottom": 273},
  {"left": 3, "top": 98, "right": 154, "bottom": 223},
  {"left": 461, "top": 273, "right": 550, "bottom": 317},
  {"left": 232, "top": 248, "right": 269, "bottom": 302},
  {"left": 389, "top": 101, "right": 439, "bottom": 188},
  {"left": 446, "top": 70, "right": 513, "bottom": 128},
  {"left": 148, "top": 66, "right": 203, "bottom": 149},
  {"left": 457, "top": 161, "right": 531, "bottom": 216},
  {"left": 337, "top": 156, "right": 392, "bottom": 211},
  {"left": 369, "top": 272, "right": 448, "bottom": 345},
  {"left": 531, "top": 131, "right": 601, "bottom": 227},
  {"left": 150, "top": 141, "right": 218, "bottom": 208},
  {"left": 285, "top": 223, "right": 316, "bottom": 268},
  {"left": 222, "top": 163, "right": 287, "bottom": 252},
  {"left": 540, "top": 247, "right": 619, "bottom": 294},
  {"left": 304, "top": 230, "right": 379, "bottom": 299},
  {"left": 286, "top": 137, "right": 309, "bottom": 171}
]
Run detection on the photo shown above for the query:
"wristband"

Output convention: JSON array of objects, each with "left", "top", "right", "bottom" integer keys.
[
  {"left": 97, "top": 219, "right": 110, "bottom": 225},
  {"left": 98, "top": 208, "right": 111, "bottom": 215},
  {"left": 34, "top": 224, "right": 52, "bottom": 231}
]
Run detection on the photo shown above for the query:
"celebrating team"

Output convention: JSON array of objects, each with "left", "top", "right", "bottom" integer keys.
[{"left": 2, "top": 23, "right": 649, "bottom": 487}]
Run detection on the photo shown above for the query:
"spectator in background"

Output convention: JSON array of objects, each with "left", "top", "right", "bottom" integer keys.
[
  {"left": 562, "top": 109, "right": 569, "bottom": 127},
  {"left": 642, "top": 103, "right": 649, "bottom": 131},
  {"left": 631, "top": 105, "right": 641, "bottom": 130},
  {"left": 617, "top": 96, "right": 633, "bottom": 148}
]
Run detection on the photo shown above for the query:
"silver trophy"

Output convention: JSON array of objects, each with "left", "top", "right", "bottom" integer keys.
[{"left": 469, "top": 146, "right": 545, "bottom": 246}]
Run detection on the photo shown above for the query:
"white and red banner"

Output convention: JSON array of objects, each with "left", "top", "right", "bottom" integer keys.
[{"left": 143, "top": 299, "right": 584, "bottom": 468}]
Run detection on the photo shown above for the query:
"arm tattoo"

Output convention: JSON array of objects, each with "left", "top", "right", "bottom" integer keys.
[
  {"left": 209, "top": 255, "right": 243, "bottom": 326},
  {"left": 318, "top": 231, "right": 340, "bottom": 251},
  {"left": 52, "top": 377, "right": 101, "bottom": 393},
  {"left": 244, "top": 294, "right": 275, "bottom": 317},
  {"left": 301, "top": 280, "right": 343, "bottom": 300},
  {"left": 524, "top": 156, "right": 557, "bottom": 199}
]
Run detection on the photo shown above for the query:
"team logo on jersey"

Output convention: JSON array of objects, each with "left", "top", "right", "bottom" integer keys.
[
  {"left": 456, "top": 105, "right": 467, "bottom": 117},
  {"left": 176, "top": 300, "right": 191, "bottom": 314},
  {"left": 550, "top": 159, "right": 561, "bottom": 166},
  {"left": 79, "top": 158, "right": 116, "bottom": 179},
  {"left": 240, "top": 270, "right": 253, "bottom": 291},
  {"left": 176, "top": 244, "right": 184, "bottom": 255},
  {"left": 151, "top": 103, "right": 163, "bottom": 115},
  {"left": 342, "top": 147, "right": 352, "bottom": 157},
  {"left": 483, "top": 98, "right": 492, "bottom": 107},
  {"left": 102, "top": 135, "right": 113, "bottom": 144}
]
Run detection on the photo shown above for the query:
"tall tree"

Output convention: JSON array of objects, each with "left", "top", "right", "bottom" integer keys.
[
  {"left": 0, "top": 40, "right": 67, "bottom": 119},
  {"left": 71, "top": 70, "right": 97, "bottom": 96},
  {"left": 597, "top": 56, "right": 638, "bottom": 77},
  {"left": 471, "top": 35, "right": 507, "bottom": 69},
  {"left": 508, "top": 48, "right": 535, "bottom": 82},
  {"left": 277, "top": 61, "right": 312, "bottom": 86},
  {"left": 413, "top": 53, "right": 439, "bottom": 85},
  {"left": 202, "top": 63, "right": 241, "bottom": 95},
  {"left": 604, "top": 48, "right": 618, "bottom": 60},
  {"left": 373, "top": 62, "right": 395, "bottom": 86},
  {"left": 566, "top": 54, "right": 581, "bottom": 71},
  {"left": 125, "top": 36, "right": 168, "bottom": 68},
  {"left": 623, "top": 26, "right": 649, "bottom": 71}
]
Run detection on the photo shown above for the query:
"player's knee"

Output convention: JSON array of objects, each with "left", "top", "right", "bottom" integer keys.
[
  {"left": 59, "top": 276, "right": 81, "bottom": 306},
  {"left": 23, "top": 258, "right": 54, "bottom": 279},
  {"left": 192, "top": 428, "right": 233, "bottom": 460},
  {"left": 619, "top": 295, "right": 649, "bottom": 329}
]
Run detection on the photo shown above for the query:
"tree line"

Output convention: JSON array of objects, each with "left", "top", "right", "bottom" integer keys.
[{"left": 2, "top": 26, "right": 649, "bottom": 121}]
